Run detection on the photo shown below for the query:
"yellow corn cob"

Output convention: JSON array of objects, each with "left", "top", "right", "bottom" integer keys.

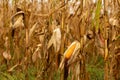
[{"left": 64, "top": 41, "right": 77, "bottom": 59}]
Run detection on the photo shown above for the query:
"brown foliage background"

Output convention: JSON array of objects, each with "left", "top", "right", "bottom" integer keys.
[{"left": 0, "top": 0, "right": 120, "bottom": 80}]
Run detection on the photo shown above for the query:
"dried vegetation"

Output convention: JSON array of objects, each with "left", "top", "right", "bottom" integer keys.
[{"left": 0, "top": 0, "right": 120, "bottom": 80}]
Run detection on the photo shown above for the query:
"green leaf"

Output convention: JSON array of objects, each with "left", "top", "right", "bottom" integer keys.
[
  {"left": 94, "top": 0, "right": 102, "bottom": 33},
  {"left": 0, "top": 72, "right": 14, "bottom": 80}
]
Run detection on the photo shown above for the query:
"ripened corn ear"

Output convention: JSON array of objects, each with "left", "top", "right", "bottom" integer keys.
[
  {"left": 59, "top": 41, "right": 80, "bottom": 70},
  {"left": 64, "top": 41, "right": 80, "bottom": 59}
]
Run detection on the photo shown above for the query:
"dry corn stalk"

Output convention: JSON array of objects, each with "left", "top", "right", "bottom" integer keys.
[
  {"left": 104, "top": 14, "right": 109, "bottom": 80},
  {"left": 10, "top": 10, "right": 25, "bottom": 63}
]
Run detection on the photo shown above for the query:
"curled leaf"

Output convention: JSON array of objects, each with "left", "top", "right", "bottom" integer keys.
[{"left": 32, "top": 47, "right": 41, "bottom": 63}]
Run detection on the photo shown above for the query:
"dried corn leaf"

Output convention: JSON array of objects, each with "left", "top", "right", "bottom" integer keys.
[
  {"left": 29, "top": 22, "right": 38, "bottom": 38},
  {"left": 47, "top": 28, "right": 61, "bottom": 52},
  {"left": 109, "top": 18, "right": 119, "bottom": 26},
  {"left": 32, "top": 47, "right": 40, "bottom": 63},
  {"left": 111, "top": 26, "right": 117, "bottom": 41},
  {"left": 13, "top": 15, "right": 24, "bottom": 28},
  {"left": 8, "top": 63, "right": 19, "bottom": 72},
  {"left": 3, "top": 51, "right": 11, "bottom": 60}
]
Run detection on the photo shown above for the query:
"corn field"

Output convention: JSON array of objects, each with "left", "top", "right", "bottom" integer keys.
[{"left": 0, "top": 0, "right": 120, "bottom": 80}]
